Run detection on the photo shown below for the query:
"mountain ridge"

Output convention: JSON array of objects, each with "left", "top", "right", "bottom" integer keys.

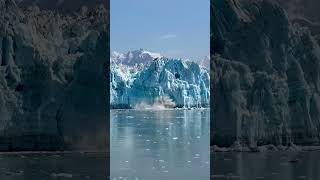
[{"left": 111, "top": 49, "right": 210, "bottom": 68}]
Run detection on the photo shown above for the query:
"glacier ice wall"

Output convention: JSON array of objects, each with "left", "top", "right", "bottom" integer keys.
[
  {"left": 211, "top": 0, "right": 320, "bottom": 147},
  {"left": 111, "top": 58, "right": 210, "bottom": 108},
  {"left": 0, "top": 0, "right": 108, "bottom": 151}
]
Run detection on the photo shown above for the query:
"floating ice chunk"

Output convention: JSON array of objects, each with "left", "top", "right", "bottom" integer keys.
[{"left": 51, "top": 173, "right": 73, "bottom": 178}]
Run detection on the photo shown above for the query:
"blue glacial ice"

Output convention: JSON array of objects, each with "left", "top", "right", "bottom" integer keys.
[{"left": 110, "top": 57, "right": 210, "bottom": 108}]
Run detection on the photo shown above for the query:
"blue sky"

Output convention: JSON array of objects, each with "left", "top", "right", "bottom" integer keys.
[{"left": 111, "top": 0, "right": 210, "bottom": 60}]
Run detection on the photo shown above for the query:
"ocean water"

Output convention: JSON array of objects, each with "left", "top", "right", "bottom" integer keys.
[
  {"left": 211, "top": 151, "right": 320, "bottom": 180},
  {"left": 0, "top": 152, "right": 108, "bottom": 180},
  {"left": 110, "top": 109, "right": 210, "bottom": 180}
]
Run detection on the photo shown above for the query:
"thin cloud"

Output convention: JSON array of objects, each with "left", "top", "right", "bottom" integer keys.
[{"left": 160, "top": 34, "right": 177, "bottom": 39}]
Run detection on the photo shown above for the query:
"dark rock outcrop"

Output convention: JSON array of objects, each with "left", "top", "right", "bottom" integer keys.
[
  {"left": 211, "top": 0, "right": 320, "bottom": 147},
  {"left": 0, "top": 0, "right": 109, "bottom": 151}
]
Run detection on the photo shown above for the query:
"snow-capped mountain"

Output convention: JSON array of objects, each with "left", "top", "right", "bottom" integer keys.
[
  {"left": 111, "top": 49, "right": 162, "bottom": 66},
  {"left": 198, "top": 55, "right": 210, "bottom": 68},
  {"left": 111, "top": 49, "right": 210, "bottom": 69}
]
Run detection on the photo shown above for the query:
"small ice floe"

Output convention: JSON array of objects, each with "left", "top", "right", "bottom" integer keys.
[
  {"left": 187, "top": 160, "right": 192, "bottom": 163},
  {"left": 126, "top": 116, "right": 134, "bottom": 119},
  {"left": 163, "top": 170, "right": 169, "bottom": 173},
  {"left": 51, "top": 173, "right": 73, "bottom": 178},
  {"left": 211, "top": 175, "right": 226, "bottom": 178},
  {"left": 4, "top": 170, "right": 24, "bottom": 176},
  {"left": 172, "top": 137, "right": 178, "bottom": 140},
  {"left": 146, "top": 139, "right": 150, "bottom": 142},
  {"left": 194, "top": 154, "right": 200, "bottom": 158},
  {"left": 196, "top": 136, "right": 201, "bottom": 139},
  {"left": 145, "top": 149, "right": 150, "bottom": 151},
  {"left": 159, "top": 159, "right": 165, "bottom": 163},
  {"left": 51, "top": 154, "right": 61, "bottom": 158}
]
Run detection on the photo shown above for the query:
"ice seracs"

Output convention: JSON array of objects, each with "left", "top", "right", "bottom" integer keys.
[
  {"left": 212, "top": 0, "right": 320, "bottom": 147},
  {"left": 0, "top": 0, "right": 108, "bottom": 150},
  {"left": 110, "top": 56, "right": 210, "bottom": 109}
]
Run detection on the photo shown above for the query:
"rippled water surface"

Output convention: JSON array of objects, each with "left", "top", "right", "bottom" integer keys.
[
  {"left": 111, "top": 109, "right": 210, "bottom": 180},
  {"left": 211, "top": 151, "right": 320, "bottom": 180},
  {"left": 0, "top": 152, "right": 108, "bottom": 180}
]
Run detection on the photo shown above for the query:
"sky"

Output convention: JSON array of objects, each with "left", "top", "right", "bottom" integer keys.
[{"left": 111, "top": 0, "right": 210, "bottom": 61}]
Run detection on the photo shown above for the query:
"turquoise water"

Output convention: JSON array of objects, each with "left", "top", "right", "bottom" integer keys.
[{"left": 111, "top": 109, "right": 210, "bottom": 180}]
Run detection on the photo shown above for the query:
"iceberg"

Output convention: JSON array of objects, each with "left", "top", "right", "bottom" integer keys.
[{"left": 110, "top": 57, "right": 210, "bottom": 108}]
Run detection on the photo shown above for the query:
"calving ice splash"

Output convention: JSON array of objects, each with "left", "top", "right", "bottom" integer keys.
[
  {"left": 134, "top": 96, "right": 176, "bottom": 110},
  {"left": 110, "top": 49, "right": 210, "bottom": 109}
]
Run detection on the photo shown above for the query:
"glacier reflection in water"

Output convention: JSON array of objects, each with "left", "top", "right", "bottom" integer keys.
[{"left": 111, "top": 109, "right": 210, "bottom": 180}]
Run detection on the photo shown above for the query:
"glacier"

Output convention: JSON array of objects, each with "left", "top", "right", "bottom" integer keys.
[
  {"left": 0, "top": 0, "right": 109, "bottom": 151},
  {"left": 212, "top": 0, "right": 320, "bottom": 148},
  {"left": 110, "top": 56, "right": 210, "bottom": 109}
]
